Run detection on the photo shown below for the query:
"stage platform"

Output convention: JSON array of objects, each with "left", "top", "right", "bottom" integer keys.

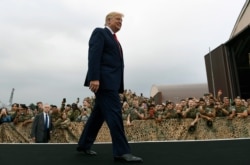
[{"left": 1, "top": 138, "right": 250, "bottom": 165}]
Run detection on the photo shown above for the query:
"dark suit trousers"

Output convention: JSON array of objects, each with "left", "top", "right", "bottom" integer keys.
[
  {"left": 78, "top": 90, "right": 131, "bottom": 156},
  {"left": 36, "top": 129, "right": 50, "bottom": 143}
]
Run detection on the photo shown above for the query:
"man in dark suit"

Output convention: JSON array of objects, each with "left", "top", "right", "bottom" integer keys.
[
  {"left": 77, "top": 11, "right": 143, "bottom": 163},
  {"left": 31, "top": 103, "right": 52, "bottom": 143}
]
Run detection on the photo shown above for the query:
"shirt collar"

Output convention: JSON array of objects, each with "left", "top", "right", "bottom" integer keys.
[{"left": 106, "top": 26, "right": 115, "bottom": 35}]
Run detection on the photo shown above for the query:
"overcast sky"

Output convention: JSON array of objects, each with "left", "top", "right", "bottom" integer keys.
[{"left": 0, "top": 0, "right": 246, "bottom": 107}]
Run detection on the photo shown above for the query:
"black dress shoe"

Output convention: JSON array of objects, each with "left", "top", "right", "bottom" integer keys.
[
  {"left": 76, "top": 147, "right": 97, "bottom": 156},
  {"left": 114, "top": 154, "right": 143, "bottom": 162}
]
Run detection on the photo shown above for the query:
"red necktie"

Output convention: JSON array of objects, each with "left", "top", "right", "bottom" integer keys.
[
  {"left": 113, "top": 34, "right": 122, "bottom": 57},
  {"left": 113, "top": 33, "right": 118, "bottom": 41}
]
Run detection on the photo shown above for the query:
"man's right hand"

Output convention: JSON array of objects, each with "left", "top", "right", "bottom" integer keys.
[{"left": 89, "top": 80, "right": 100, "bottom": 93}]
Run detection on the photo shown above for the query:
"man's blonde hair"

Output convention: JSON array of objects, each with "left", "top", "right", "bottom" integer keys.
[{"left": 105, "top": 11, "right": 124, "bottom": 26}]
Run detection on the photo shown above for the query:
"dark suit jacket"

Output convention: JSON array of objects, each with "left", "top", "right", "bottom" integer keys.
[
  {"left": 31, "top": 112, "right": 52, "bottom": 142},
  {"left": 84, "top": 27, "right": 124, "bottom": 93}
]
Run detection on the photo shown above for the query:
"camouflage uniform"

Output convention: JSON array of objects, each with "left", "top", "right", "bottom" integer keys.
[
  {"left": 122, "top": 108, "right": 130, "bottom": 120},
  {"left": 54, "top": 118, "right": 71, "bottom": 129},
  {"left": 128, "top": 107, "right": 145, "bottom": 121},
  {"left": 51, "top": 112, "right": 61, "bottom": 123},
  {"left": 13, "top": 111, "right": 33, "bottom": 126},
  {"left": 165, "top": 109, "right": 178, "bottom": 119},
  {"left": 154, "top": 109, "right": 167, "bottom": 120},
  {"left": 233, "top": 105, "right": 247, "bottom": 113},
  {"left": 67, "top": 109, "right": 81, "bottom": 122},
  {"left": 186, "top": 108, "right": 199, "bottom": 119},
  {"left": 15, "top": 113, "right": 33, "bottom": 122},
  {"left": 215, "top": 104, "right": 231, "bottom": 117}
]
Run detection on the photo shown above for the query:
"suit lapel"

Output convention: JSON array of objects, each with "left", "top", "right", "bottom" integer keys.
[{"left": 104, "top": 28, "right": 123, "bottom": 58}]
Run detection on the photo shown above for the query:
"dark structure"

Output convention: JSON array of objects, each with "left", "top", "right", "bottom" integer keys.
[
  {"left": 205, "top": 0, "right": 250, "bottom": 100},
  {"left": 205, "top": 25, "right": 250, "bottom": 100}
]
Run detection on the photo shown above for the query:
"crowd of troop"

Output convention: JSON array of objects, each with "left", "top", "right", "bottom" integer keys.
[{"left": 0, "top": 89, "right": 250, "bottom": 133}]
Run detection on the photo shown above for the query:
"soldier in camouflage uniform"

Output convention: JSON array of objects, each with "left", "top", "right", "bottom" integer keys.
[
  {"left": 228, "top": 97, "right": 248, "bottom": 119},
  {"left": 121, "top": 101, "right": 130, "bottom": 120},
  {"left": 145, "top": 104, "right": 156, "bottom": 120},
  {"left": 182, "top": 99, "right": 200, "bottom": 132},
  {"left": 36, "top": 101, "right": 43, "bottom": 114},
  {"left": 126, "top": 98, "right": 145, "bottom": 126},
  {"left": 179, "top": 99, "right": 188, "bottom": 112},
  {"left": 50, "top": 105, "right": 61, "bottom": 123},
  {"left": 54, "top": 112, "right": 71, "bottom": 129},
  {"left": 67, "top": 103, "right": 81, "bottom": 122},
  {"left": 60, "top": 98, "right": 66, "bottom": 112},
  {"left": 154, "top": 104, "right": 166, "bottom": 123},
  {"left": 81, "top": 99, "right": 92, "bottom": 116},
  {"left": 13, "top": 104, "right": 34, "bottom": 126},
  {"left": 165, "top": 102, "right": 179, "bottom": 119},
  {"left": 64, "top": 104, "right": 72, "bottom": 114},
  {"left": 175, "top": 103, "right": 184, "bottom": 119},
  {"left": 214, "top": 97, "right": 231, "bottom": 117},
  {"left": 8, "top": 103, "right": 19, "bottom": 118},
  {"left": 198, "top": 97, "right": 215, "bottom": 127}
]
